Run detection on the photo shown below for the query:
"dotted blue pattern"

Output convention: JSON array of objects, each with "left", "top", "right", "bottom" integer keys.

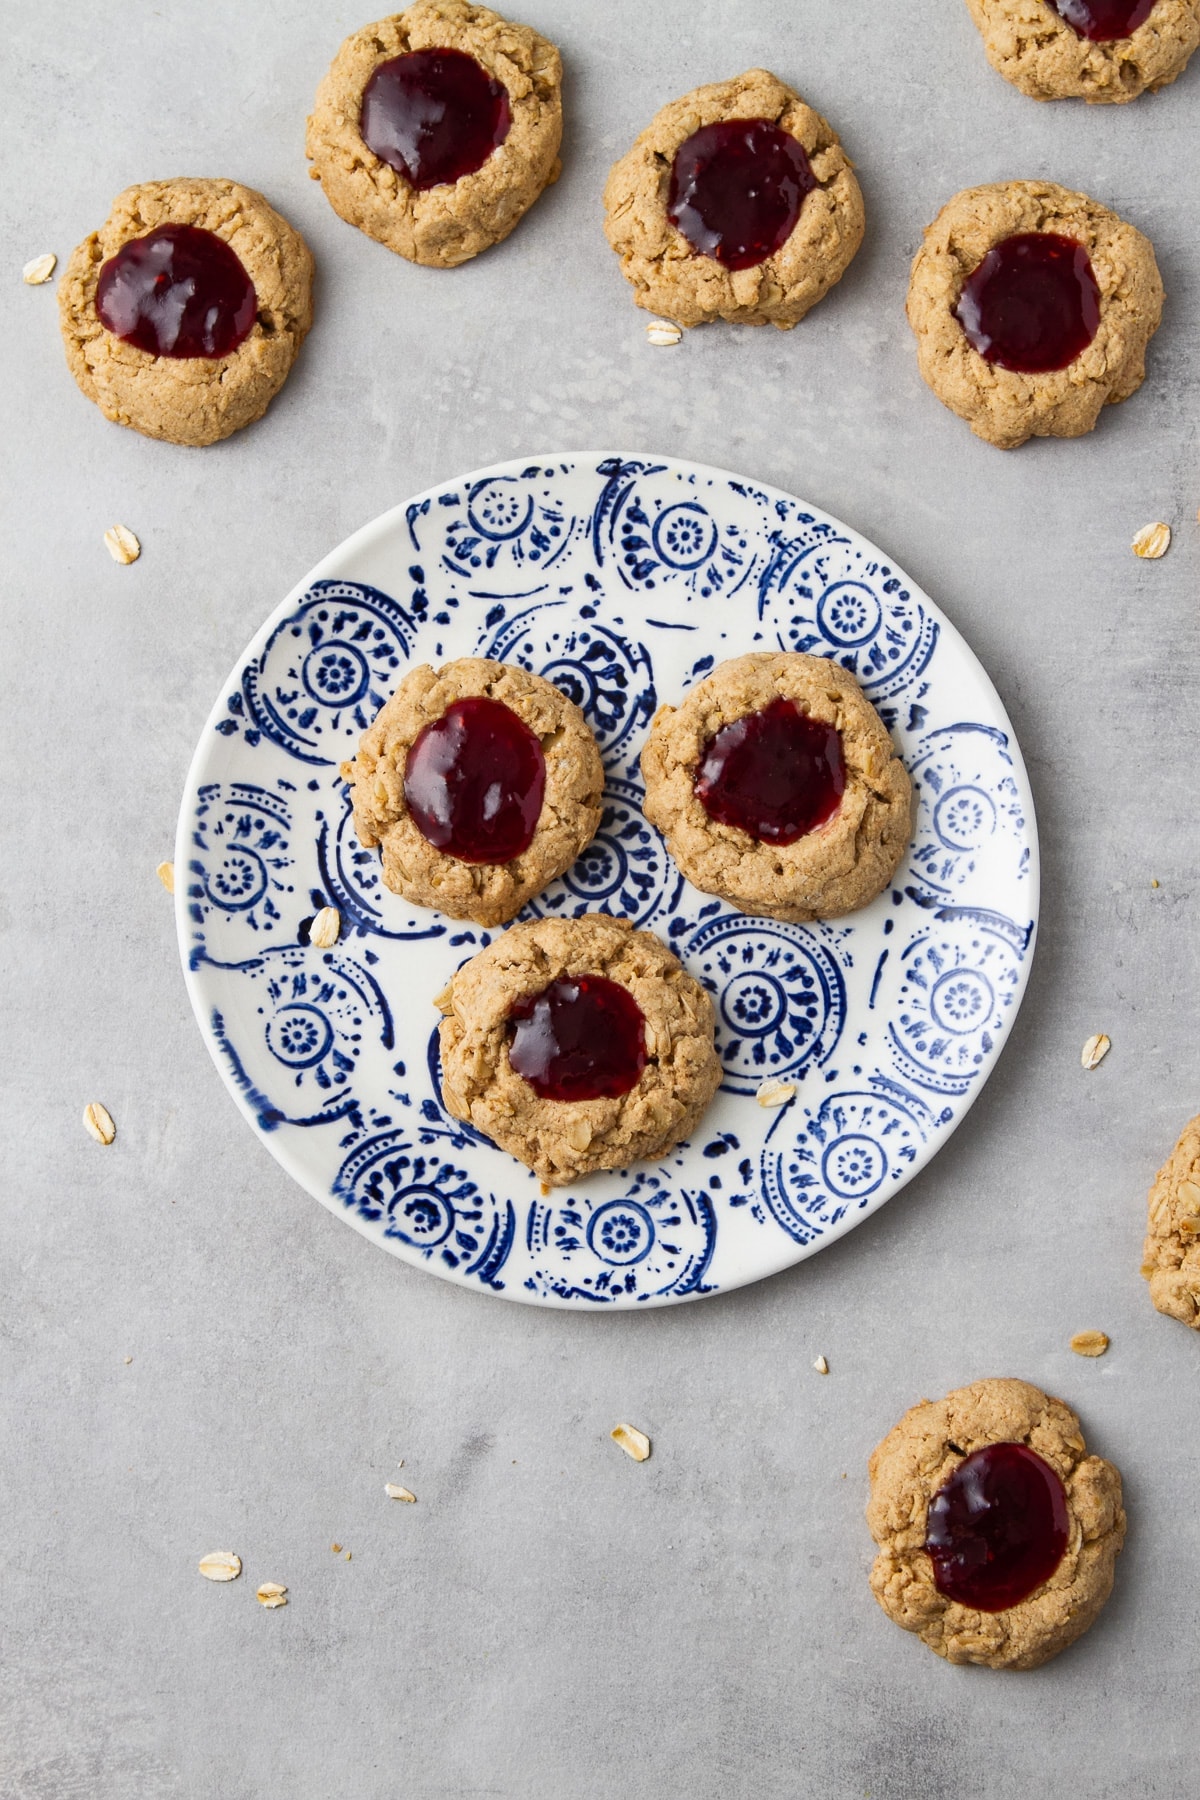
[{"left": 181, "top": 456, "right": 1038, "bottom": 1308}]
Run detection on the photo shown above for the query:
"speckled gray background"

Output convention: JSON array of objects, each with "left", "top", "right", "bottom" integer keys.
[{"left": 2, "top": 2, "right": 1198, "bottom": 1795}]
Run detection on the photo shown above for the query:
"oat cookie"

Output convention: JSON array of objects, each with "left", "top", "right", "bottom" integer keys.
[
  {"left": 306, "top": 1, "right": 562, "bottom": 268},
  {"left": 602, "top": 69, "right": 864, "bottom": 329},
  {"left": 907, "top": 180, "right": 1163, "bottom": 449},
  {"left": 342, "top": 657, "right": 603, "bottom": 927},
  {"left": 58, "top": 179, "right": 313, "bottom": 447},
  {"left": 640, "top": 652, "right": 911, "bottom": 923},
  {"left": 1142, "top": 1111, "right": 1200, "bottom": 1329},
  {"left": 868, "top": 1379, "right": 1126, "bottom": 1670},
  {"left": 436, "top": 914, "right": 722, "bottom": 1185},
  {"left": 964, "top": 0, "right": 1200, "bottom": 104}
]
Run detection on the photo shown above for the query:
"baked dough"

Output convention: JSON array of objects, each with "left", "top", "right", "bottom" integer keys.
[
  {"left": 964, "top": 0, "right": 1200, "bottom": 103},
  {"left": 1143, "top": 1111, "right": 1200, "bottom": 1328}
]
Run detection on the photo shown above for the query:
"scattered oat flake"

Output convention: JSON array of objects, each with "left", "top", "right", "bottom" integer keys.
[
  {"left": 343, "top": 1550, "right": 351, "bottom": 1560},
  {"left": 23, "top": 252, "right": 56, "bottom": 285},
  {"left": 198, "top": 1551, "right": 241, "bottom": 1582},
  {"left": 103, "top": 524, "right": 141, "bottom": 565},
  {"left": 1151, "top": 878, "right": 1160, "bottom": 889},
  {"left": 756, "top": 1077, "right": 797, "bottom": 1109},
  {"left": 646, "top": 319, "right": 683, "bottom": 347},
  {"left": 813, "top": 1355, "right": 829, "bottom": 1375},
  {"left": 156, "top": 860, "right": 175, "bottom": 893},
  {"left": 1081, "top": 1033, "right": 1111, "bottom": 1071},
  {"left": 256, "top": 1582, "right": 288, "bottom": 1608},
  {"left": 385, "top": 1483, "right": 416, "bottom": 1502},
  {"left": 1070, "top": 1330, "right": 1110, "bottom": 1358},
  {"left": 611, "top": 1423, "right": 651, "bottom": 1463},
  {"left": 1131, "top": 521, "right": 1170, "bottom": 560},
  {"left": 309, "top": 905, "right": 340, "bottom": 949},
  {"left": 123, "top": 1355, "right": 133, "bottom": 1365},
  {"left": 83, "top": 1101, "right": 116, "bottom": 1145}
]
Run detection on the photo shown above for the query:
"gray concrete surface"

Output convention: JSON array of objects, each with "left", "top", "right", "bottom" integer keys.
[{"left": 2, "top": 2, "right": 1198, "bottom": 1794}]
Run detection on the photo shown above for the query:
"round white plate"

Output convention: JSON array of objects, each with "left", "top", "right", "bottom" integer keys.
[{"left": 177, "top": 454, "right": 1038, "bottom": 1308}]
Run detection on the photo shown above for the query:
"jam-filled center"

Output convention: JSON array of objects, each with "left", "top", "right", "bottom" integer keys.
[
  {"left": 360, "top": 47, "right": 512, "bottom": 190},
  {"left": 694, "top": 697, "right": 845, "bottom": 844},
  {"left": 1046, "top": 0, "right": 1157, "bottom": 40},
  {"left": 667, "top": 119, "right": 817, "bottom": 271},
  {"left": 94, "top": 224, "right": 257, "bottom": 360},
  {"left": 508, "top": 975, "right": 648, "bottom": 1103},
  {"left": 403, "top": 695, "right": 546, "bottom": 864},
  {"left": 955, "top": 232, "right": 1101, "bottom": 374},
  {"left": 924, "top": 1442, "right": 1071, "bottom": 1612}
]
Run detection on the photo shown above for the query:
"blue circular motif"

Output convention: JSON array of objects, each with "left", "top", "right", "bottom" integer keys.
[
  {"left": 880, "top": 922, "right": 1022, "bottom": 1097},
  {"left": 817, "top": 581, "right": 882, "bottom": 648},
  {"left": 761, "top": 1085, "right": 933, "bottom": 1246},
  {"left": 929, "top": 968, "right": 994, "bottom": 1035},
  {"left": 685, "top": 916, "right": 846, "bottom": 1094},
  {"left": 265, "top": 1003, "right": 335, "bottom": 1069},
  {"left": 521, "top": 778, "right": 681, "bottom": 927},
  {"left": 332, "top": 1131, "right": 514, "bottom": 1285},
  {"left": 909, "top": 725, "right": 1029, "bottom": 906},
  {"left": 467, "top": 477, "right": 535, "bottom": 541},
  {"left": 478, "top": 604, "right": 655, "bottom": 756},
  {"left": 652, "top": 502, "right": 719, "bottom": 570},
  {"left": 820, "top": 1133, "right": 887, "bottom": 1200},
  {"left": 387, "top": 1185, "right": 455, "bottom": 1249},
  {"left": 302, "top": 641, "right": 369, "bottom": 708},
  {"left": 934, "top": 784, "right": 997, "bottom": 854},
  {"left": 587, "top": 1200, "right": 655, "bottom": 1266},
  {"left": 204, "top": 846, "right": 268, "bottom": 912}
]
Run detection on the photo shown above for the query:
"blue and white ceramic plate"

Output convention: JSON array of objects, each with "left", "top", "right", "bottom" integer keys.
[{"left": 177, "top": 454, "right": 1037, "bottom": 1309}]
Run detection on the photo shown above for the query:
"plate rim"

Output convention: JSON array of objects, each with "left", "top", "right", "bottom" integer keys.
[{"left": 174, "top": 449, "right": 1041, "bottom": 1309}]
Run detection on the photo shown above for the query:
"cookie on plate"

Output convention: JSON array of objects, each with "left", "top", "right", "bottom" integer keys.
[
  {"left": 640, "top": 652, "right": 911, "bottom": 923},
  {"left": 58, "top": 179, "right": 313, "bottom": 447},
  {"left": 602, "top": 68, "right": 864, "bottom": 329},
  {"left": 436, "top": 914, "right": 722, "bottom": 1186},
  {"left": 1142, "top": 1111, "right": 1200, "bottom": 1329},
  {"left": 306, "top": 1, "right": 562, "bottom": 268},
  {"left": 867, "top": 1378, "right": 1126, "bottom": 1670},
  {"left": 342, "top": 657, "right": 603, "bottom": 927},
  {"left": 907, "top": 179, "right": 1163, "bottom": 449},
  {"left": 964, "top": 0, "right": 1200, "bottom": 104}
]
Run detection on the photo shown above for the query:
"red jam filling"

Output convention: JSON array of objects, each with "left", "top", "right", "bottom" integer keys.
[
  {"left": 94, "top": 224, "right": 256, "bottom": 359},
  {"left": 667, "top": 119, "right": 816, "bottom": 271},
  {"left": 360, "top": 48, "right": 512, "bottom": 190},
  {"left": 1047, "top": 0, "right": 1156, "bottom": 39},
  {"left": 925, "top": 1443, "right": 1071, "bottom": 1611},
  {"left": 403, "top": 695, "right": 545, "bottom": 863},
  {"left": 955, "top": 232, "right": 1101, "bottom": 374},
  {"left": 507, "top": 976, "right": 647, "bottom": 1102},
  {"left": 694, "top": 697, "right": 845, "bottom": 844}
]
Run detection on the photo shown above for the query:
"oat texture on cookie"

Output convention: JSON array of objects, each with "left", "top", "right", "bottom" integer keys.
[
  {"left": 867, "top": 1378, "right": 1126, "bottom": 1670},
  {"left": 907, "top": 180, "right": 1163, "bottom": 449},
  {"left": 1143, "top": 1111, "right": 1200, "bottom": 1329},
  {"left": 640, "top": 652, "right": 912, "bottom": 922},
  {"left": 306, "top": 1, "right": 562, "bottom": 267},
  {"left": 436, "top": 914, "right": 722, "bottom": 1185},
  {"left": 341, "top": 657, "right": 604, "bottom": 927},
  {"left": 57, "top": 179, "right": 313, "bottom": 447},
  {"left": 963, "top": 0, "right": 1200, "bottom": 104},
  {"left": 602, "top": 68, "right": 864, "bottom": 329}
]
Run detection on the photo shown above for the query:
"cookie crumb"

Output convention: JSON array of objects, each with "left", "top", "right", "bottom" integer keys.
[
  {"left": 1081, "top": 1033, "right": 1111, "bottom": 1071},
  {"left": 1151, "top": 878, "right": 1160, "bottom": 889},
  {"left": 103, "top": 524, "right": 141, "bottom": 565},
  {"left": 256, "top": 1582, "right": 288, "bottom": 1608},
  {"left": 646, "top": 319, "right": 683, "bottom": 346},
  {"left": 83, "top": 1101, "right": 116, "bottom": 1145},
  {"left": 1070, "top": 1330, "right": 1109, "bottom": 1357},
  {"left": 610, "top": 1423, "right": 651, "bottom": 1462},
  {"left": 22, "top": 253, "right": 57, "bottom": 285},
  {"left": 156, "top": 860, "right": 175, "bottom": 893},
  {"left": 198, "top": 1551, "right": 241, "bottom": 1582},
  {"left": 756, "top": 1077, "right": 797, "bottom": 1109},
  {"left": 309, "top": 905, "right": 341, "bottom": 949},
  {"left": 1131, "top": 521, "right": 1170, "bottom": 560},
  {"left": 330, "top": 1542, "right": 342, "bottom": 1554},
  {"left": 813, "top": 1355, "right": 830, "bottom": 1375},
  {"left": 385, "top": 1483, "right": 416, "bottom": 1502}
]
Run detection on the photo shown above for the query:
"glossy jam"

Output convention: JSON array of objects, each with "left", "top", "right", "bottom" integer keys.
[
  {"left": 508, "top": 976, "right": 647, "bottom": 1102},
  {"left": 955, "top": 232, "right": 1101, "bottom": 373},
  {"left": 94, "top": 224, "right": 256, "bottom": 359},
  {"left": 403, "top": 696, "right": 545, "bottom": 863},
  {"left": 360, "top": 48, "right": 511, "bottom": 189},
  {"left": 1047, "top": 0, "right": 1156, "bottom": 40},
  {"left": 667, "top": 119, "right": 816, "bottom": 271},
  {"left": 925, "top": 1443, "right": 1071, "bottom": 1611},
  {"left": 694, "top": 697, "right": 845, "bottom": 844}
]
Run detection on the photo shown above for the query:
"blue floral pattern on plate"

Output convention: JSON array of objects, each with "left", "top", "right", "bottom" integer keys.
[{"left": 178, "top": 455, "right": 1038, "bottom": 1309}]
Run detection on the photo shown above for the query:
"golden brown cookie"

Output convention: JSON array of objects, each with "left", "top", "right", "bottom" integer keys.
[
  {"left": 907, "top": 180, "right": 1163, "bottom": 450},
  {"left": 640, "top": 652, "right": 912, "bottom": 923},
  {"left": 58, "top": 179, "right": 313, "bottom": 447},
  {"left": 602, "top": 69, "right": 864, "bottom": 329},
  {"left": 436, "top": 914, "right": 722, "bottom": 1186},
  {"left": 867, "top": 1379, "right": 1126, "bottom": 1670},
  {"left": 306, "top": 2, "right": 562, "bottom": 268},
  {"left": 342, "top": 657, "right": 604, "bottom": 927},
  {"left": 964, "top": 0, "right": 1200, "bottom": 104},
  {"left": 1142, "top": 1111, "right": 1200, "bottom": 1328}
]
